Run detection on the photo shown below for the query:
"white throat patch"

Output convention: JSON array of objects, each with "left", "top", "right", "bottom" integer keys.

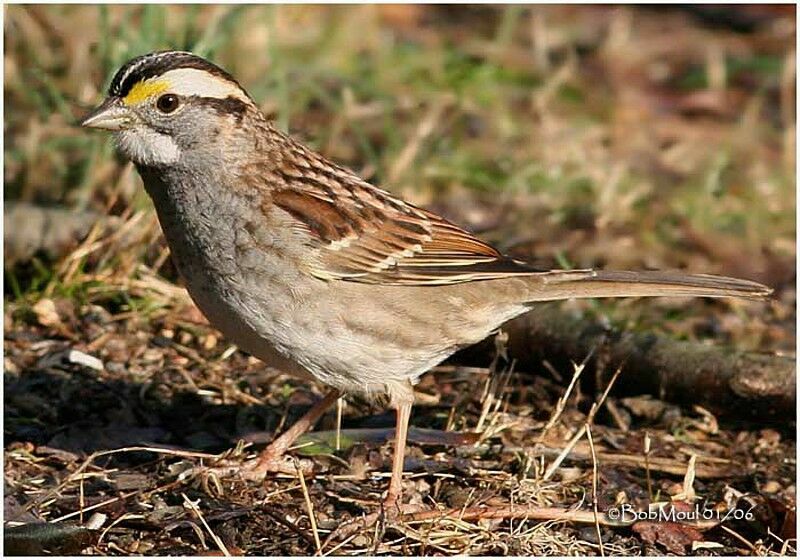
[{"left": 116, "top": 126, "right": 181, "bottom": 166}]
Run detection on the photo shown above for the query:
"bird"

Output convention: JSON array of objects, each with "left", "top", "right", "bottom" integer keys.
[{"left": 81, "top": 50, "right": 771, "bottom": 517}]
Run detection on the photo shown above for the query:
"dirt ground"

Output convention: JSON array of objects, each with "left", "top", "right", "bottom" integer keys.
[{"left": 4, "top": 5, "right": 796, "bottom": 556}]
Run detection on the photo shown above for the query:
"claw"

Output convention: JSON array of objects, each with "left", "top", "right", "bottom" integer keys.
[
  {"left": 182, "top": 453, "right": 317, "bottom": 486},
  {"left": 323, "top": 502, "right": 424, "bottom": 546},
  {"left": 240, "top": 454, "right": 316, "bottom": 480}
]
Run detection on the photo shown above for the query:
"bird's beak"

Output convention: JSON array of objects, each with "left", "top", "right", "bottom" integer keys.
[{"left": 80, "top": 97, "right": 131, "bottom": 131}]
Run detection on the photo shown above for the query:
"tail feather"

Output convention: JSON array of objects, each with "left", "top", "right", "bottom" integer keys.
[{"left": 527, "top": 269, "right": 772, "bottom": 302}]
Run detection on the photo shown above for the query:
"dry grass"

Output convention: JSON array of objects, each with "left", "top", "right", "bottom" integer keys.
[{"left": 4, "top": 4, "right": 796, "bottom": 556}]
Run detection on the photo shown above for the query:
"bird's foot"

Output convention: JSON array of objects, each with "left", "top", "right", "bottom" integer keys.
[
  {"left": 324, "top": 499, "right": 424, "bottom": 545},
  {"left": 239, "top": 451, "right": 315, "bottom": 480},
  {"left": 184, "top": 450, "right": 315, "bottom": 487}
]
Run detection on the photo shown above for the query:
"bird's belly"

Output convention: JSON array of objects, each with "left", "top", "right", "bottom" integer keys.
[
  {"left": 176, "top": 255, "right": 451, "bottom": 395},
  {"left": 175, "top": 254, "right": 314, "bottom": 381}
]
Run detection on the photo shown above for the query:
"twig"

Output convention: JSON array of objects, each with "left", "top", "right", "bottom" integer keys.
[
  {"left": 79, "top": 475, "right": 85, "bottom": 525},
  {"left": 98, "top": 512, "right": 145, "bottom": 548},
  {"left": 586, "top": 425, "right": 605, "bottom": 557},
  {"left": 643, "top": 432, "right": 653, "bottom": 501},
  {"left": 476, "top": 360, "right": 515, "bottom": 439},
  {"left": 296, "top": 459, "right": 322, "bottom": 555},
  {"left": 262, "top": 505, "right": 317, "bottom": 545},
  {"left": 542, "top": 364, "right": 623, "bottom": 481},
  {"left": 402, "top": 503, "right": 720, "bottom": 531},
  {"left": 335, "top": 397, "right": 344, "bottom": 452},
  {"left": 51, "top": 478, "right": 185, "bottom": 524},
  {"left": 678, "top": 455, "right": 697, "bottom": 502},
  {"left": 589, "top": 364, "right": 625, "bottom": 423},
  {"left": 322, "top": 531, "right": 360, "bottom": 556},
  {"left": 50, "top": 493, "right": 128, "bottom": 523},
  {"left": 28, "top": 445, "right": 223, "bottom": 511},
  {"left": 604, "top": 398, "right": 629, "bottom": 431},
  {"left": 719, "top": 524, "right": 756, "bottom": 552},
  {"left": 403, "top": 505, "right": 628, "bottom": 526},
  {"left": 538, "top": 351, "right": 592, "bottom": 442},
  {"left": 474, "top": 340, "right": 508, "bottom": 435},
  {"left": 182, "top": 493, "right": 230, "bottom": 557},
  {"left": 526, "top": 445, "right": 736, "bottom": 478}
]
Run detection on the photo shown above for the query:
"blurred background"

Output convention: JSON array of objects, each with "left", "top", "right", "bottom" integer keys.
[{"left": 3, "top": 5, "right": 796, "bottom": 555}]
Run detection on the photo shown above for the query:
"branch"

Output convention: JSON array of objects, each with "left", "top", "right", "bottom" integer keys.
[{"left": 457, "top": 305, "right": 794, "bottom": 420}]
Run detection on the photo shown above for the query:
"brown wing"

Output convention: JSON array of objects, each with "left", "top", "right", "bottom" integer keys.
[{"left": 269, "top": 151, "right": 540, "bottom": 286}]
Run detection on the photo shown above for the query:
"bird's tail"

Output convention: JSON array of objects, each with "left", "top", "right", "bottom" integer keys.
[{"left": 525, "top": 269, "right": 772, "bottom": 302}]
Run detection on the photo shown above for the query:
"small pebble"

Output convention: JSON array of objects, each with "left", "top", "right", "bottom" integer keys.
[
  {"left": 106, "top": 362, "right": 126, "bottom": 375},
  {"left": 85, "top": 513, "right": 106, "bottom": 530},
  {"left": 578, "top": 526, "right": 601, "bottom": 544},
  {"left": 67, "top": 350, "right": 104, "bottom": 371},
  {"left": 351, "top": 535, "right": 369, "bottom": 547},
  {"left": 32, "top": 298, "right": 60, "bottom": 327},
  {"left": 759, "top": 429, "right": 781, "bottom": 445},
  {"left": 665, "top": 482, "right": 683, "bottom": 496},
  {"left": 140, "top": 349, "right": 164, "bottom": 365},
  {"left": 137, "top": 541, "right": 155, "bottom": 554},
  {"left": 5, "top": 357, "right": 19, "bottom": 375},
  {"left": 203, "top": 333, "right": 218, "bottom": 350},
  {"left": 557, "top": 467, "right": 583, "bottom": 482}
]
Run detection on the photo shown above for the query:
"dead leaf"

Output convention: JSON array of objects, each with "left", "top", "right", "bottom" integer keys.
[
  {"left": 291, "top": 427, "right": 480, "bottom": 456},
  {"left": 633, "top": 521, "right": 704, "bottom": 554}
]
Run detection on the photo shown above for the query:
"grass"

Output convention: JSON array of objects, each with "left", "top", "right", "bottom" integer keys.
[
  {"left": 6, "top": 7, "right": 795, "bottom": 227},
  {"left": 3, "top": 4, "right": 796, "bottom": 556}
]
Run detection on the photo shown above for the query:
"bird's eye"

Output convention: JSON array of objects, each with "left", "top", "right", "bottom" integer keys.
[{"left": 156, "top": 94, "right": 180, "bottom": 114}]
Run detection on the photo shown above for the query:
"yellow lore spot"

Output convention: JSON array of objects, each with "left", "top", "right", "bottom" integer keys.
[{"left": 123, "top": 79, "right": 169, "bottom": 106}]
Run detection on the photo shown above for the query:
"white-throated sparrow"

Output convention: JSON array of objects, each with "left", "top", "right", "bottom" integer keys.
[{"left": 82, "top": 51, "right": 770, "bottom": 517}]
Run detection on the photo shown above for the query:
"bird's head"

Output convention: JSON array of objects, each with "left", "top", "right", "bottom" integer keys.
[{"left": 81, "top": 50, "right": 257, "bottom": 167}]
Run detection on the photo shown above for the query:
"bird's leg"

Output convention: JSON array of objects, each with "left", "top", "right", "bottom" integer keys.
[
  {"left": 384, "top": 401, "right": 412, "bottom": 512},
  {"left": 324, "top": 400, "right": 416, "bottom": 545},
  {"left": 240, "top": 389, "right": 341, "bottom": 479}
]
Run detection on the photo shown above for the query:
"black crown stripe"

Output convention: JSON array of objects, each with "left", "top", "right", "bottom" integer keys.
[{"left": 108, "top": 50, "right": 244, "bottom": 99}]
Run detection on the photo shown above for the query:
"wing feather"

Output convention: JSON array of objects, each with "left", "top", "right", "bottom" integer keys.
[{"left": 270, "top": 154, "right": 540, "bottom": 285}]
